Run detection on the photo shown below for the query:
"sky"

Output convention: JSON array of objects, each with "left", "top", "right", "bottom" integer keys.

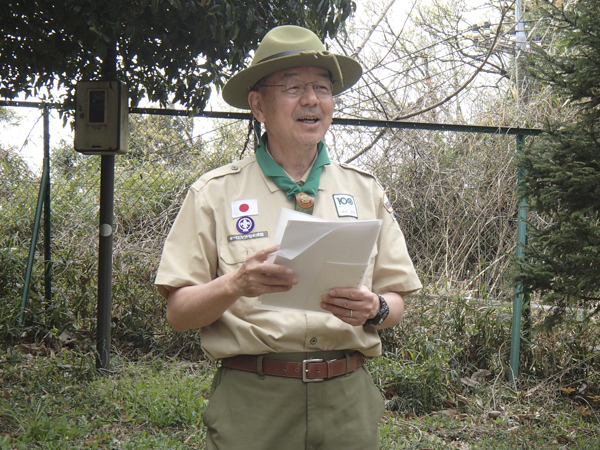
[{"left": 1, "top": 106, "right": 72, "bottom": 170}]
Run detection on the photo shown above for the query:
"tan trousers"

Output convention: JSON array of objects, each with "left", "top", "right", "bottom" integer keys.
[{"left": 203, "top": 351, "right": 385, "bottom": 450}]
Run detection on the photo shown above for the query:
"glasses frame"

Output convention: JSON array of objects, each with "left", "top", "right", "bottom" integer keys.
[{"left": 254, "top": 80, "right": 334, "bottom": 98}]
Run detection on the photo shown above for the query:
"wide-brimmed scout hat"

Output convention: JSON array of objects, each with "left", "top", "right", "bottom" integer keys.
[{"left": 222, "top": 25, "right": 363, "bottom": 110}]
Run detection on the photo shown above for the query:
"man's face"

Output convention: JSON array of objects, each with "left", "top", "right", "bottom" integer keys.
[{"left": 249, "top": 66, "right": 334, "bottom": 151}]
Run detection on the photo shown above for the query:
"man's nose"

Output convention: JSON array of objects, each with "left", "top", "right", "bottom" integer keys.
[{"left": 299, "top": 83, "right": 320, "bottom": 105}]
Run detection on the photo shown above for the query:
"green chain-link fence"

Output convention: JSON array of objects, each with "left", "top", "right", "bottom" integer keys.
[{"left": 1, "top": 104, "right": 536, "bottom": 353}]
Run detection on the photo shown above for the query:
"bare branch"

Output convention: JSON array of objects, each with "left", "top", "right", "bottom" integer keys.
[
  {"left": 351, "top": 0, "right": 398, "bottom": 59},
  {"left": 345, "top": 1, "right": 514, "bottom": 164}
]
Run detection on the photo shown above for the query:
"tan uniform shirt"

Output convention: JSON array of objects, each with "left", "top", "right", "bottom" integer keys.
[{"left": 155, "top": 154, "right": 422, "bottom": 361}]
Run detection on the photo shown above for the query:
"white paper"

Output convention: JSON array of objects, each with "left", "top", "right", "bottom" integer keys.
[{"left": 256, "top": 208, "right": 382, "bottom": 314}]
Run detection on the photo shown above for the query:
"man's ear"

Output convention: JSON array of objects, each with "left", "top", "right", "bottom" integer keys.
[{"left": 248, "top": 91, "right": 266, "bottom": 123}]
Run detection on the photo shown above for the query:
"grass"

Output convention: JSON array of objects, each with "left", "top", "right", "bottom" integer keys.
[
  {"left": 2, "top": 289, "right": 599, "bottom": 449},
  {"left": 0, "top": 348, "right": 212, "bottom": 449},
  {"left": 1, "top": 345, "right": 599, "bottom": 449}
]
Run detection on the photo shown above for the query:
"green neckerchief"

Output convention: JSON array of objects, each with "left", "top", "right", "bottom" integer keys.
[{"left": 255, "top": 133, "right": 330, "bottom": 199}]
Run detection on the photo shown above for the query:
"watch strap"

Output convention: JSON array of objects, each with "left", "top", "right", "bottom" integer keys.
[{"left": 365, "top": 294, "right": 390, "bottom": 326}]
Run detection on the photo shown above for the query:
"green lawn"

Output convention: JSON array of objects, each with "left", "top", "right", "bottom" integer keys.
[{"left": 1, "top": 346, "right": 598, "bottom": 449}]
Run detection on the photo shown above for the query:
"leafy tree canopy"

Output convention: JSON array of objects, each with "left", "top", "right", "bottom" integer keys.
[
  {"left": 513, "top": 0, "right": 600, "bottom": 325},
  {"left": 0, "top": 0, "right": 355, "bottom": 113}
]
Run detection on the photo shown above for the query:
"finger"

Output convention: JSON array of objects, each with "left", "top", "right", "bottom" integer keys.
[
  {"left": 256, "top": 262, "right": 294, "bottom": 277},
  {"left": 320, "top": 299, "right": 360, "bottom": 320},
  {"left": 243, "top": 281, "right": 295, "bottom": 298},
  {"left": 328, "top": 288, "right": 365, "bottom": 301},
  {"left": 250, "top": 244, "right": 280, "bottom": 263},
  {"left": 261, "top": 272, "right": 298, "bottom": 286},
  {"left": 322, "top": 294, "right": 364, "bottom": 311}
]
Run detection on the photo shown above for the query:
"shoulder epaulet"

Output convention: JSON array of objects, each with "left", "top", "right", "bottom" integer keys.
[
  {"left": 336, "top": 161, "right": 376, "bottom": 177},
  {"left": 191, "top": 156, "right": 256, "bottom": 191},
  {"left": 334, "top": 160, "right": 387, "bottom": 191}
]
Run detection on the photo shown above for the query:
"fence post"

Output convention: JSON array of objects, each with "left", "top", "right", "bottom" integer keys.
[
  {"left": 509, "top": 134, "right": 530, "bottom": 381},
  {"left": 96, "top": 155, "right": 115, "bottom": 372},
  {"left": 43, "top": 107, "right": 52, "bottom": 304},
  {"left": 18, "top": 108, "right": 51, "bottom": 329}
]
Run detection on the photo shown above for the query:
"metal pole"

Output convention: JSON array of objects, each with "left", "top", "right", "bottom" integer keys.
[
  {"left": 515, "top": 0, "right": 528, "bottom": 108},
  {"left": 18, "top": 136, "right": 49, "bottom": 328},
  {"left": 43, "top": 107, "right": 52, "bottom": 304},
  {"left": 96, "top": 155, "right": 115, "bottom": 371},
  {"left": 508, "top": 0, "right": 531, "bottom": 382},
  {"left": 509, "top": 135, "right": 529, "bottom": 382}
]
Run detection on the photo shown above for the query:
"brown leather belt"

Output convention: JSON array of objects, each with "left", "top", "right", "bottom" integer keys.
[{"left": 220, "top": 352, "right": 365, "bottom": 382}]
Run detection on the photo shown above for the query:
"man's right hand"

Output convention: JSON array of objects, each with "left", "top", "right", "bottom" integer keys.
[
  {"left": 232, "top": 244, "right": 298, "bottom": 297},
  {"left": 166, "top": 244, "right": 297, "bottom": 331}
]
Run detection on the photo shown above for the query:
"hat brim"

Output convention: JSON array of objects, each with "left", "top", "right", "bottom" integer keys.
[{"left": 222, "top": 53, "right": 362, "bottom": 110}]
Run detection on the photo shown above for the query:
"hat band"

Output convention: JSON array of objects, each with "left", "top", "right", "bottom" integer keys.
[
  {"left": 255, "top": 50, "right": 344, "bottom": 87},
  {"left": 257, "top": 49, "right": 310, "bottom": 64}
]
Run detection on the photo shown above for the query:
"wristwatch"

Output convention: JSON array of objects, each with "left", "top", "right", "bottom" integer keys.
[{"left": 364, "top": 294, "right": 389, "bottom": 326}]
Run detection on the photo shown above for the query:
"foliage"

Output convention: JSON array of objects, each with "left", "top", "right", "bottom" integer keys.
[
  {"left": 127, "top": 113, "right": 195, "bottom": 163},
  {"left": 0, "top": 0, "right": 356, "bottom": 112},
  {"left": 0, "top": 146, "right": 37, "bottom": 342},
  {"left": 1, "top": 297, "right": 599, "bottom": 449},
  {"left": 0, "top": 107, "right": 20, "bottom": 125},
  {"left": 0, "top": 112, "right": 236, "bottom": 350},
  {"left": 0, "top": 350, "right": 213, "bottom": 449},
  {"left": 512, "top": 0, "right": 600, "bottom": 326}
]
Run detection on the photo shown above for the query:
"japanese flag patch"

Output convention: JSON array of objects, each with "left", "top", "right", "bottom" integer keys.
[{"left": 231, "top": 199, "right": 258, "bottom": 218}]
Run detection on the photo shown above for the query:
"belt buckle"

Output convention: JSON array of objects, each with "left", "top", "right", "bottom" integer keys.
[{"left": 302, "top": 358, "right": 324, "bottom": 382}]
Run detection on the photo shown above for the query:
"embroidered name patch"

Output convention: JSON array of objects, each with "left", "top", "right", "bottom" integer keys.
[
  {"left": 228, "top": 231, "right": 268, "bottom": 242},
  {"left": 333, "top": 194, "right": 358, "bottom": 218},
  {"left": 231, "top": 199, "right": 258, "bottom": 218}
]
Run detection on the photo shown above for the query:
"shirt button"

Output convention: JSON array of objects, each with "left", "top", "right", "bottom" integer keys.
[{"left": 310, "top": 337, "right": 318, "bottom": 345}]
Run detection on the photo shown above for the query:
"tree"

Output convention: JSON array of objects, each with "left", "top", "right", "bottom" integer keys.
[
  {"left": 0, "top": 0, "right": 355, "bottom": 112},
  {"left": 0, "top": 106, "right": 20, "bottom": 125},
  {"left": 326, "top": 0, "right": 517, "bottom": 164},
  {"left": 513, "top": 0, "right": 600, "bottom": 325}
]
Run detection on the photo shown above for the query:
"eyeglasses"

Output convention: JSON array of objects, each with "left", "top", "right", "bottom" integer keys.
[{"left": 255, "top": 80, "right": 333, "bottom": 97}]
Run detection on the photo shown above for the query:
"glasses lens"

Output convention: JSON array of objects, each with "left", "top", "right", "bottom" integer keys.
[
  {"left": 283, "top": 81, "right": 332, "bottom": 96},
  {"left": 313, "top": 81, "right": 332, "bottom": 96},
  {"left": 284, "top": 81, "right": 305, "bottom": 96}
]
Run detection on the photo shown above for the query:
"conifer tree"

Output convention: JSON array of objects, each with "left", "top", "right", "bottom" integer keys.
[{"left": 513, "top": 0, "right": 600, "bottom": 325}]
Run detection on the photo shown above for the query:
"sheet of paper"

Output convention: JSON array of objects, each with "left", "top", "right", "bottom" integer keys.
[{"left": 256, "top": 209, "right": 382, "bottom": 314}]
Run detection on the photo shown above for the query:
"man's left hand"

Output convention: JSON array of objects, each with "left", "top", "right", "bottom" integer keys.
[{"left": 320, "top": 285, "right": 379, "bottom": 326}]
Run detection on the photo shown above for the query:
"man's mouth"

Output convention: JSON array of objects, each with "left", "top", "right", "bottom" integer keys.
[{"left": 297, "top": 116, "right": 320, "bottom": 124}]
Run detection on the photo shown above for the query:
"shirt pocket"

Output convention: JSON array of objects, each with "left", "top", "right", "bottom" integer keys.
[{"left": 217, "top": 238, "right": 270, "bottom": 273}]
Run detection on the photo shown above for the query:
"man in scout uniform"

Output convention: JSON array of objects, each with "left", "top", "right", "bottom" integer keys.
[{"left": 155, "top": 25, "right": 421, "bottom": 449}]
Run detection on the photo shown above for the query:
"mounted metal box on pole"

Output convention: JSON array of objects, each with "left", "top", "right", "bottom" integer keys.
[
  {"left": 74, "top": 80, "right": 129, "bottom": 372},
  {"left": 74, "top": 80, "right": 128, "bottom": 155}
]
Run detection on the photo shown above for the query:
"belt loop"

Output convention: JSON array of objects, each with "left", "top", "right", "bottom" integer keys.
[
  {"left": 344, "top": 351, "right": 352, "bottom": 374},
  {"left": 256, "top": 355, "right": 265, "bottom": 377}
]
